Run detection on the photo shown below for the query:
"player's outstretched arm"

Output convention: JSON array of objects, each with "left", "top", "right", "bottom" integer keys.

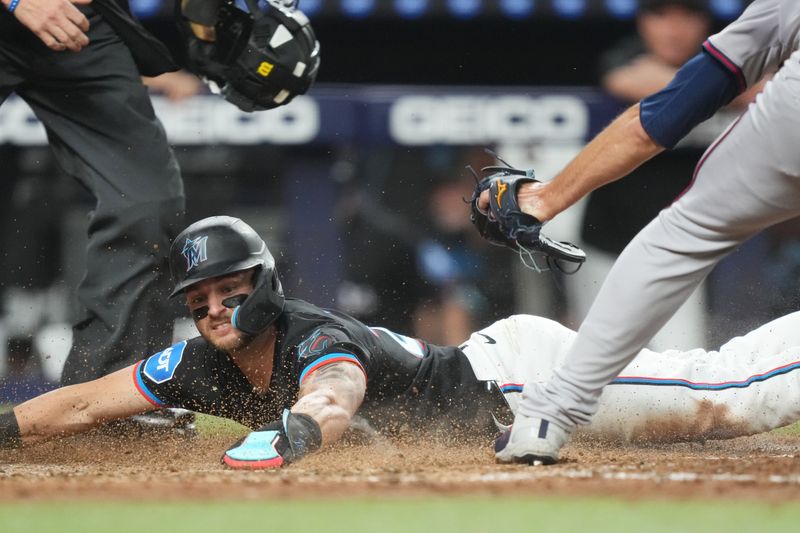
[
  {"left": 222, "top": 362, "right": 366, "bottom": 470},
  {"left": 1, "top": 365, "right": 156, "bottom": 448},
  {"left": 518, "top": 104, "right": 663, "bottom": 222},
  {"left": 293, "top": 361, "right": 367, "bottom": 445},
  {"left": 5, "top": 0, "right": 92, "bottom": 52},
  {"left": 477, "top": 104, "right": 662, "bottom": 222}
]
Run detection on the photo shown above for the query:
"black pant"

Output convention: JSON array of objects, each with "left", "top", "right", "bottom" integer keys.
[{"left": 0, "top": 11, "right": 186, "bottom": 384}]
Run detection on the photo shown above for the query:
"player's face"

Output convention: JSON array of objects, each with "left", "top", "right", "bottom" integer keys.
[{"left": 184, "top": 271, "right": 255, "bottom": 352}]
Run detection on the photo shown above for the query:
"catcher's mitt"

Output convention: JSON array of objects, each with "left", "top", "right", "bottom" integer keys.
[{"left": 469, "top": 166, "right": 586, "bottom": 273}]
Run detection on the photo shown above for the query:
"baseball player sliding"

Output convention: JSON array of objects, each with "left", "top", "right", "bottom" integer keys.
[
  {"left": 475, "top": 0, "right": 800, "bottom": 465},
  {"left": 2, "top": 217, "right": 800, "bottom": 468}
]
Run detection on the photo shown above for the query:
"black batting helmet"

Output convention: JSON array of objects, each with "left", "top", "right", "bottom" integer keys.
[
  {"left": 169, "top": 216, "right": 270, "bottom": 296},
  {"left": 169, "top": 216, "right": 285, "bottom": 334}
]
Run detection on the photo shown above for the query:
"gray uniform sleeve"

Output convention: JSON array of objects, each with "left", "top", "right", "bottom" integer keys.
[{"left": 705, "top": 0, "right": 797, "bottom": 87}]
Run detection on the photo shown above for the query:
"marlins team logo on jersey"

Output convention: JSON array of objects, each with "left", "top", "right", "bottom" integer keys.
[
  {"left": 181, "top": 236, "right": 208, "bottom": 271},
  {"left": 297, "top": 328, "right": 334, "bottom": 361}
]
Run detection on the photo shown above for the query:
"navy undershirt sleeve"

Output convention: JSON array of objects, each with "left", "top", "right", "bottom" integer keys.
[{"left": 640, "top": 50, "right": 741, "bottom": 149}]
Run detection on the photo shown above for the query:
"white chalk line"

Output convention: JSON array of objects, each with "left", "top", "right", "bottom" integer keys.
[
  {"left": 298, "top": 468, "right": 800, "bottom": 486},
  {"left": 4, "top": 463, "right": 800, "bottom": 487}
]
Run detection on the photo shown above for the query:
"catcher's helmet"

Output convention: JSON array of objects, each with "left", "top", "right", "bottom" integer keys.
[
  {"left": 181, "top": 1, "right": 320, "bottom": 112},
  {"left": 169, "top": 216, "right": 285, "bottom": 334}
]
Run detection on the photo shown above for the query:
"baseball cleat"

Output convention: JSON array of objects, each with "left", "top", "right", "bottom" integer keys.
[{"left": 494, "top": 414, "right": 569, "bottom": 465}]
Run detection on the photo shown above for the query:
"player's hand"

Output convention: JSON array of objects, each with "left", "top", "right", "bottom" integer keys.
[
  {"left": 478, "top": 180, "right": 550, "bottom": 222},
  {"left": 222, "top": 410, "right": 321, "bottom": 470},
  {"left": 515, "top": 180, "right": 551, "bottom": 222},
  {"left": 470, "top": 166, "right": 586, "bottom": 271},
  {"left": 222, "top": 426, "right": 293, "bottom": 470},
  {"left": 11, "top": 0, "right": 92, "bottom": 52}
]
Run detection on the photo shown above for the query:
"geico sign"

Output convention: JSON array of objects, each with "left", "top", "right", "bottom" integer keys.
[
  {"left": 0, "top": 95, "right": 319, "bottom": 145},
  {"left": 153, "top": 95, "right": 319, "bottom": 144},
  {"left": 389, "top": 95, "right": 589, "bottom": 145}
]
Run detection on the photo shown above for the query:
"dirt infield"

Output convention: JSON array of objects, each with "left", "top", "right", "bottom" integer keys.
[{"left": 2, "top": 430, "right": 799, "bottom": 503}]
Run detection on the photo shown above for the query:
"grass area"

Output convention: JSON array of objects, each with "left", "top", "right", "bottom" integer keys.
[
  {"left": 195, "top": 412, "right": 249, "bottom": 438},
  {"left": 772, "top": 420, "right": 800, "bottom": 436},
  {"left": 2, "top": 498, "right": 800, "bottom": 533}
]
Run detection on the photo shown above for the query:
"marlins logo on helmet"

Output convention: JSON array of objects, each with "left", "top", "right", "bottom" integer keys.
[{"left": 182, "top": 237, "right": 209, "bottom": 271}]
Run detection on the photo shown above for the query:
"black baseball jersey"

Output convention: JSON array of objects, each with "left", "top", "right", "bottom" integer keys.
[{"left": 133, "top": 298, "right": 506, "bottom": 432}]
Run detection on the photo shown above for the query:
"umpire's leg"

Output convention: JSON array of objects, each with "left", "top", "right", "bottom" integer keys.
[{"left": 10, "top": 10, "right": 186, "bottom": 384}]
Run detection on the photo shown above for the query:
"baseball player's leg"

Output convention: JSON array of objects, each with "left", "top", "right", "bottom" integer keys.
[
  {"left": 459, "top": 314, "right": 576, "bottom": 414},
  {"left": 588, "top": 311, "right": 800, "bottom": 441},
  {"left": 502, "top": 59, "right": 800, "bottom": 462},
  {"left": 466, "top": 312, "right": 800, "bottom": 443},
  {"left": 15, "top": 14, "right": 186, "bottom": 383}
]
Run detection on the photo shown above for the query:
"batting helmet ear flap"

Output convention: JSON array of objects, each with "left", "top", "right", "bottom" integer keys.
[{"left": 231, "top": 265, "right": 286, "bottom": 336}]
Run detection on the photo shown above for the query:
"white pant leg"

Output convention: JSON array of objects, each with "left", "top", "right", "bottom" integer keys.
[
  {"left": 588, "top": 311, "right": 800, "bottom": 441},
  {"left": 464, "top": 313, "right": 800, "bottom": 442},
  {"left": 459, "top": 315, "right": 575, "bottom": 414},
  {"left": 518, "top": 54, "right": 800, "bottom": 431}
]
